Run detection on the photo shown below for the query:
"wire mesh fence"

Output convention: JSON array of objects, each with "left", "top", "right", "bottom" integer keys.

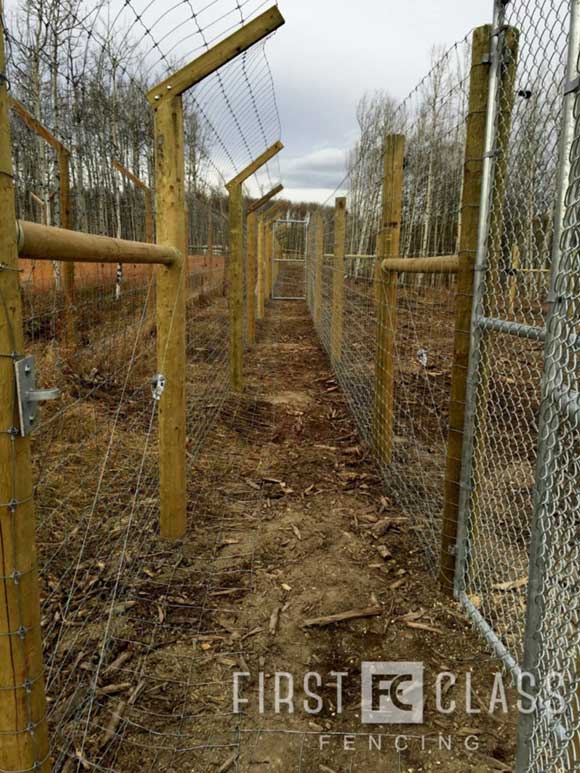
[
  {"left": 306, "top": 35, "right": 471, "bottom": 565},
  {"left": 3, "top": 0, "right": 580, "bottom": 769},
  {"left": 0, "top": 1, "right": 284, "bottom": 770},
  {"left": 271, "top": 218, "right": 308, "bottom": 300},
  {"left": 306, "top": 7, "right": 580, "bottom": 767}
]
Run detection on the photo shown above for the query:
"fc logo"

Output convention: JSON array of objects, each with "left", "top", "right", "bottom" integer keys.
[{"left": 361, "top": 662, "right": 424, "bottom": 724}]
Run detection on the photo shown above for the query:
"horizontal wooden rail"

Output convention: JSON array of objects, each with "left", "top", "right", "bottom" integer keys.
[
  {"left": 112, "top": 159, "right": 150, "bottom": 192},
  {"left": 381, "top": 255, "right": 459, "bottom": 274},
  {"left": 9, "top": 96, "right": 69, "bottom": 155},
  {"left": 17, "top": 220, "right": 178, "bottom": 265}
]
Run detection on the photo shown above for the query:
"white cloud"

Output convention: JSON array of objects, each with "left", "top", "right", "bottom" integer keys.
[{"left": 280, "top": 147, "right": 347, "bottom": 189}]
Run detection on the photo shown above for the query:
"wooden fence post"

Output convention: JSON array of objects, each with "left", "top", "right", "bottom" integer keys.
[
  {"left": 153, "top": 96, "right": 187, "bottom": 540},
  {"left": 439, "top": 25, "right": 519, "bottom": 593},
  {"left": 265, "top": 222, "right": 273, "bottom": 301},
  {"left": 149, "top": 9, "right": 285, "bottom": 527},
  {"left": 373, "top": 134, "right": 405, "bottom": 466},
  {"left": 508, "top": 244, "right": 520, "bottom": 317},
  {"left": 257, "top": 217, "right": 265, "bottom": 319},
  {"left": 247, "top": 211, "right": 258, "bottom": 344},
  {"left": 228, "top": 182, "right": 244, "bottom": 390},
  {"left": 313, "top": 212, "right": 324, "bottom": 326},
  {"left": 331, "top": 197, "right": 346, "bottom": 364},
  {"left": 0, "top": 5, "right": 50, "bottom": 766},
  {"left": 226, "top": 142, "right": 283, "bottom": 389},
  {"left": 144, "top": 188, "right": 154, "bottom": 244},
  {"left": 248, "top": 184, "right": 283, "bottom": 326},
  {"left": 272, "top": 223, "right": 281, "bottom": 295}
]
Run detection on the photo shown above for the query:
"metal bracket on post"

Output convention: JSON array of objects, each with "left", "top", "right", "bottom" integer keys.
[
  {"left": 151, "top": 373, "right": 166, "bottom": 402},
  {"left": 14, "top": 356, "right": 60, "bottom": 436}
]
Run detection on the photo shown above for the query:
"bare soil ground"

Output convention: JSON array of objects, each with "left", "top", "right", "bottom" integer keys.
[
  {"left": 122, "top": 300, "right": 518, "bottom": 771},
  {"left": 43, "top": 296, "right": 519, "bottom": 771}
]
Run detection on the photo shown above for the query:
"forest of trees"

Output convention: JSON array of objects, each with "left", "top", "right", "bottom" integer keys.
[
  {"left": 6, "top": 0, "right": 228, "bottom": 253},
  {"left": 344, "top": 39, "right": 560, "bottom": 281},
  {"left": 344, "top": 45, "right": 469, "bottom": 262}
]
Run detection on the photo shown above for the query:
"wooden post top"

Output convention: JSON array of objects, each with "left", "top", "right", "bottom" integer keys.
[
  {"left": 147, "top": 6, "right": 285, "bottom": 106},
  {"left": 226, "top": 141, "right": 284, "bottom": 190},
  {"left": 248, "top": 183, "right": 284, "bottom": 213}
]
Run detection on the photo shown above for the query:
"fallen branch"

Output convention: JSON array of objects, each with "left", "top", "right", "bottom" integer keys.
[{"left": 303, "top": 606, "right": 382, "bottom": 628}]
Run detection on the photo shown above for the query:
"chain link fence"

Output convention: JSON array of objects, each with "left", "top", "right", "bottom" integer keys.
[
  {"left": 453, "top": 1, "right": 580, "bottom": 770},
  {"left": 306, "top": 3, "right": 580, "bottom": 768}
]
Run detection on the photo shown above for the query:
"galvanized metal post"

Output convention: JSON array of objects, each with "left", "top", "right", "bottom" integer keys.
[
  {"left": 439, "top": 24, "right": 493, "bottom": 595},
  {"left": 454, "top": 1, "right": 513, "bottom": 601},
  {"left": 515, "top": 2, "right": 580, "bottom": 770}
]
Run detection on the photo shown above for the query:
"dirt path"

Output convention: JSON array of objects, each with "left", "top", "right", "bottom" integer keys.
[{"left": 113, "top": 300, "right": 517, "bottom": 772}]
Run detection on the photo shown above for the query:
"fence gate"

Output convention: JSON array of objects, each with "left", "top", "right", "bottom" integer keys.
[
  {"left": 271, "top": 217, "right": 308, "bottom": 300},
  {"left": 455, "top": 1, "right": 580, "bottom": 771}
]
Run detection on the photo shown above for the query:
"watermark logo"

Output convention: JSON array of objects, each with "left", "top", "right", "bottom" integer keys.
[
  {"left": 361, "top": 662, "right": 424, "bottom": 724},
  {"left": 232, "top": 662, "right": 568, "bottom": 727}
]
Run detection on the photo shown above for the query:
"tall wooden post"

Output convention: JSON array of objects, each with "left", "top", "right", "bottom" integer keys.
[
  {"left": 144, "top": 188, "right": 154, "bottom": 244},
  {"left": 0, "top": 5, "right": 50, "bottom": 767},
  {"left": 246, "top": 211, "right": 258, "bottom": 344},
  {"left": 265, "top": 222, "right": 273, "bottom": 301},
  {"left": 440, "top": 26, "right": 519, "bottom": 593},
  {"left": 148, "top": 7, "right": 285, "bottom": 532},
  {"left": 373, "top": 134, "right": 405, "bottom": 466},
  {"left": 331, "top": 197, "right": 346, "bottom": 364},
  {"left": 153, "top": 97, "right": 187, "bottom": 540},
  {"left": 228, "top": 182, "right": 244, "bottom": 391},
  {"left": 247, "top": 184, "right": 284, "bottom": 319},
  {"left": 225, "top": 142, "right": 283, "bottom": 389},
  {"left": 439, "top": 25, "right": 496, "bottom": 593},
  {"left": 271, "top": 223, "right": 281, "bottom": 295},
  {"left": 256, "top": 217, "right": 265, "bottom": 319},
  {"left": 313, "top": 212, "right": 324, "bottom": 326}
]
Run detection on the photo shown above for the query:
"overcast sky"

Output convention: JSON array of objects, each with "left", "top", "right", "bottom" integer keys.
[
  {"left": 271, "top": 0, "right": 491, "bottom": 202},
  {"left": 6, "top": 0, "right": 492, "bottom": 203}
]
